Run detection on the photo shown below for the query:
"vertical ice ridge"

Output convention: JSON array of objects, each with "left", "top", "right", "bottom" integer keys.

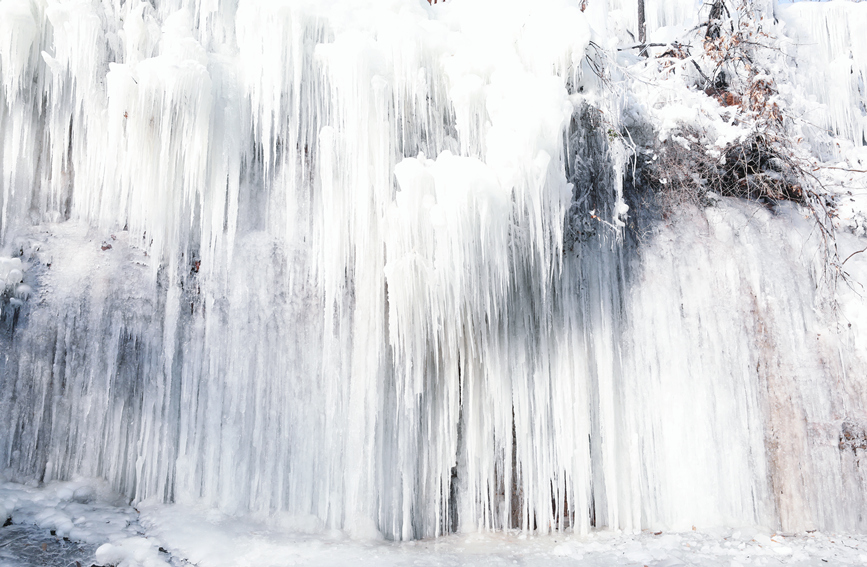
[{"left": 778, "top": 1, "right": 867, "bottom": 150}]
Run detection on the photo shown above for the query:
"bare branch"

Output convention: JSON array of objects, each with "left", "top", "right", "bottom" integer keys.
[{"left": 843, "top": 246, "right": 867, "bottom": 265}]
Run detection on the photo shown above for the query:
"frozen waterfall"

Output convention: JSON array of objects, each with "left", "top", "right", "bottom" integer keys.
[{"left": 1, "top": 0, "right": 867, "bottom": 543}]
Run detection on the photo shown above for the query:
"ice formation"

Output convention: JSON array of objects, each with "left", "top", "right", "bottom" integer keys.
[{"left": 0, "top": 0, "right": 866, "bottom": 551}]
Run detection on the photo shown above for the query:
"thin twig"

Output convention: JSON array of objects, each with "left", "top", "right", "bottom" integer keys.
[
  {"left": 691, "top": 60, "right": 712, "bottom": 86},
  {"left": 842, "top": 246, "right": 867, "bottom": 265},
  {"left": 618, "top": 42, "right": 688, "bottom": 52},
  {"left": 816, "top": 166, "right": 867, "bottom": 174}
]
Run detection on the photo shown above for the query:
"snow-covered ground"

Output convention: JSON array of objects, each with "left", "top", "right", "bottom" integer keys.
[{"left": 4, "top": 477, "right": 867, "bottom": 567}]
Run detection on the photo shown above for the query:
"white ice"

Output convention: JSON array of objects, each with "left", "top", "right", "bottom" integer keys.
[{"left": 0, "top": 0, "right": 866, "bottom": 559}]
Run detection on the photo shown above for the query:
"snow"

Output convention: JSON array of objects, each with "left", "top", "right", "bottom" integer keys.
[
  {"left": 0, "top": 0, "right": 866, "bottom": 564},
  {"left": 5, "top": 477, "right": 867, "bottom": 566}
]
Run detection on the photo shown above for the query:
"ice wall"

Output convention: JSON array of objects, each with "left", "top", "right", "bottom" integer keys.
[
  {"left": 624, "top": 200, "right": 867, "bottom": 533},
  {"left": 778, "top": 0, "right": 867, "bottom": 151},
  {"left": 0, "top": 0, "right": 866, "bottom": 541}
]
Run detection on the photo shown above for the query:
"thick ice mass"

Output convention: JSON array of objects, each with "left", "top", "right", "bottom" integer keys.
[{"left": 1, "top": 0, "right": 867, "bottom": 561}]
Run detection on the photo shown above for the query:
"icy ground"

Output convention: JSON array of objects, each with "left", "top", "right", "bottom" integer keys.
[
  {"left": 2, "top": 479, "right": 867, "bottom": 567},
  {"left": 0, "top": 525, "right": 99, "bottom": 567}
]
